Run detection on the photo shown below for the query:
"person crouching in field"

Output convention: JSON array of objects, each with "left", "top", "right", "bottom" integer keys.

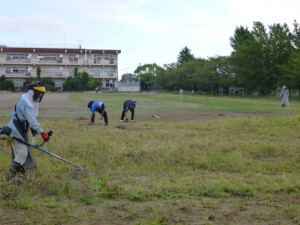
[
  {"left": 4, "top": 83, "right": 51, "bottom": 180},
  {"left": 280, "top": 85, "right": 289, "bottom": 107},
  {"left": 120, "top": 99, "right": 136, "bottom": 122},
  {"left": 87, "top": 100, "right": 108, "bottom": 125}
]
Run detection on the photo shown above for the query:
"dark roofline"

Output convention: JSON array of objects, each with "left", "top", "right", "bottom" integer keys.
[{"left": 0, "top": 47, "right": 121, "bottom": 54}]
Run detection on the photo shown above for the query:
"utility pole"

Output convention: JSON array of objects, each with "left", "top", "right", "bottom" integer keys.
[{"left": 77, "top": 40, "right": 86, "bottom": 70}]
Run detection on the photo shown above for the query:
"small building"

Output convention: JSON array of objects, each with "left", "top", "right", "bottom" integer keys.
[
  {"left": 117, "top": 73, "right": 140, "bottom": 92},
  {"left": 117, "top": 82, "right": 141, "bottom": 92}
]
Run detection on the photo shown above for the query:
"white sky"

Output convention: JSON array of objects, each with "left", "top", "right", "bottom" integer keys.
[{"left": 0, "top": 0, "right": 299, "bottom": 76}]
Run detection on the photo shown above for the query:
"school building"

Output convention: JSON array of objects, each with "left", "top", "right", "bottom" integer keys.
[{"left": 0, "top": 45, "right": 121, "bottom": 91}]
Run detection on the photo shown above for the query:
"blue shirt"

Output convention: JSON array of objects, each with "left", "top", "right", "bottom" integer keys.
[{"left": 90, "top": 100, "right": 105, "bottom": 113}]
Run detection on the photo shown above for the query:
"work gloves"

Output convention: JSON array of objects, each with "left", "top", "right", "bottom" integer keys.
[
  {"left": 30, "top": 128, "right": 38, "bottom": 137},
  {"left": 41, "top": 131, "right": 50, "bottom": 142}
]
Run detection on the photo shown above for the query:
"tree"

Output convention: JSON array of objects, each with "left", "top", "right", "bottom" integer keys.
[
  {"left": 32, "top": 66, "right": 56, "bottom": 91},
  {"left": 63, "top": 69, "right": 96, "bottom": 91},
  {"left": 79, "top": 71, "right": 90, "bottom": 90},
  {"left": 134, "top": 63, "right": 163, "bottom": 90},
  {"left": 40, "top": 77, "right": 55, "bottom": 91},
  {"left": 120, "top": 73, "right": 138, "bottom": 82},
  {"left": 74, "top": 67, "right": 79, "bottom": 78},
  {"left": 208, "top": 56, "right": 235, "bottom": 94},
  {"left": 167, "top": 60, "right": 202, "bottom": 91},
  {"left": 0, "top": 75, "right": 14, "bottom": 90},
  {"left": 231, "top": 39, "right": 266, "bottom": 94},
  {"left": 230, "top": 21, "right": 295, "bottom": 95},
  {"left": 230, "top": 26, "right": 253, "bottom": 50},
  {"left": 177, "top": 46, "right": 195, "bottom": 64},
  {"left": 36, "top": 66, "right": 41, "bottom": 82},
  {"left": 87, "top": 79, "right": 102, "bottom": 90},
  {"left": 22, "top": 77, "right": 35, "bottom": 91},
  {"left": 284, "top": 52, "right": 300, "bottom": 90},
  {"left": 292, "top": 20, "right": 300, "bottom": 50},
  {"left": 63, "top": 76, "right": 76, "bottom": 91},
  {"left": 284, "top": 20, "right": 300, "bottom": 91},
  {"left": 267, "top": 23, "right": 294, "bottom": 88}
]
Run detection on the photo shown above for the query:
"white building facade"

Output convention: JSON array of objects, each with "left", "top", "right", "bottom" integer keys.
[{"left": 0, "top": 46, "right": 121, "bottom": 90}]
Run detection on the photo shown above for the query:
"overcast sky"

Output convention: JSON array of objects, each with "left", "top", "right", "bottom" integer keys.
[{"left": 1, "top": 0, "right": 299, "bottom": 76}]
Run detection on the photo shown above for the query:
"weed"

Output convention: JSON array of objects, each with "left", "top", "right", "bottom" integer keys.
[
  {"left": 90, "top": 177, "right": 122, "bottom": 198},
  {"left": 284, "top": 204, "right": 300, "bottom": 223}
]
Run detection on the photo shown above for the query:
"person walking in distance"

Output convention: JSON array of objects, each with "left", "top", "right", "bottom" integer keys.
[
  {"left": 87, "top": 100, "right": 108, "bottom": 125},
  {"left": 280, "top": 85, "right": 289, "bottom": 107},
  {"left": 179, "top": 89, "right": 184, "bottom": 98},
  {"left": 120, "top": 99, "right": 136, "bottom": 122}
]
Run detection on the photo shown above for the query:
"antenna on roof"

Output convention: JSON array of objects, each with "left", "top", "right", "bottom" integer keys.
[{"left": 78, "top": 40, "right": 83, "bottom": 49}]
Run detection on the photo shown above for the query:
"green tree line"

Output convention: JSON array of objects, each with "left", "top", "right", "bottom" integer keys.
[
  {"left": 63, "top": 68, "right": 102, "bottom": 91},
  {"left": 130, "top": 20, "right": 300, "bottom": 95}
]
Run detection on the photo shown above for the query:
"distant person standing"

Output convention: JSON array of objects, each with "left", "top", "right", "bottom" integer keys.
[
  {"left": 120, "top": 99, "right": 136, "bottom": 122},
  {"left": 87, "top": 100, "right": 108, "bottom": 125},
  {"left": 280, "top": 85, "right": 289, "bottom": 107},
  {"left": 179, "top": 89, "right": 184, "bottom": 98}
]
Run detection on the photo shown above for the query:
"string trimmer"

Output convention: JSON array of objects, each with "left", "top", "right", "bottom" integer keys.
[{"left": 0, "top": 126, "right": 88, "bottom": 172}]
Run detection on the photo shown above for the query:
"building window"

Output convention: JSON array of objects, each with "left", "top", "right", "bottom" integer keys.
[
  {"left": 103, "top": 67, "right": 115, "bottom": 77},
  {"left": 104, "top": 54, "right": 115, "bottom": 64},
  {"left": 67, "top": 67, "right": 76, "bottom": 76},
  {"left": 41, "top": 67, "right": 64, "bottom": 76},
  {"left": 90, "top": 66, "right": 102, "bottom": 75},
  {"left": 92, "top": 54, "right": 103, "bottom": 64},
  {"left": 37, "top": 54, "right": 62, "bottom": 62},
  {"left": 6, "top": 66, "right": 28, "bottom": 73},
  {"left": 6, "top": 53, "right": 29, "bottom": 61},
  {"left": 69, "top": 54, "right": 79, "bottom": 62}
]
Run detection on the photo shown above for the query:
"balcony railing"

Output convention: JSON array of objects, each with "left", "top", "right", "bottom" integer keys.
[
  {"left": 4, "top": 73, "right": 32, "bottom": 78},
  {"left": 1, "top": 58, "right": 117, "bottom": 66},
  {"left": 3, "top": 71, "right": 117, "bottom": 79}
]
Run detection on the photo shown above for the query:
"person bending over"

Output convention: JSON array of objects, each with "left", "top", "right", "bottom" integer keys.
[
  {"left": 87, "top": 100, "right": 108, "bottom": 125},
  {"left": 120, "top": 99, "right": 136, "bottom": 122}
]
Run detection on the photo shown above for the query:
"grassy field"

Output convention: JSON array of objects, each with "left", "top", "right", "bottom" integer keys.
[{"left": 0, "top": 92, "right": 299, "bottom": 225}]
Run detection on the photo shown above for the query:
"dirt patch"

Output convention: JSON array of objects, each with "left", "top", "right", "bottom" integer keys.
[
  {"left": 138, "top": 111, "right": 258, "bottom": 123},
  {"left": 115, "top": 125, "right": 126, "bottom": 129},
  {"left": 75, "top": 116, "right": 89, "bottom": 120}
]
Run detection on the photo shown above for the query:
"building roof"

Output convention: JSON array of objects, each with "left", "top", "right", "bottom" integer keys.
[{"left": 0, "top": 46, "right": 121, "bottom": 54}]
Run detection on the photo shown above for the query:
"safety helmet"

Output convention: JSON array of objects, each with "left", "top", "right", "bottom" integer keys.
[{"left": 28, "top": 83, "right": 46, "bottom": 103}]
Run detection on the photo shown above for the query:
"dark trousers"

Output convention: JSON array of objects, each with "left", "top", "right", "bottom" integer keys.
[
  {"left": 121, "top": 110, "right": 134, "bottom": 120},
  {"left": 93, "top": 109, "right": 108, "bottom": 124}
]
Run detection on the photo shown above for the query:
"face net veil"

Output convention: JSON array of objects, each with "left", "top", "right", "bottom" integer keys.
[{"left": 33, "top": 90, "right": 45, "bottom": 103}]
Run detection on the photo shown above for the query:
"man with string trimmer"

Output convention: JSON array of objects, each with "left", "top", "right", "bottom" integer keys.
[{"left": 3, "top": 83, "right": 52, "bottom": 180}]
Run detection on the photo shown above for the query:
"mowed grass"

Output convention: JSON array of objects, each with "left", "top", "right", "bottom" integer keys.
[{"left": 0, "top": 92, "right": 299, "bottom": 225}]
